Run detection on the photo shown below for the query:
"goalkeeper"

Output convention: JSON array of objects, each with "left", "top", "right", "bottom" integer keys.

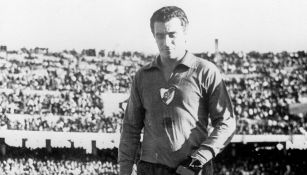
[{"left": 119, "top": 6, "right": 236, "bottom": 175}]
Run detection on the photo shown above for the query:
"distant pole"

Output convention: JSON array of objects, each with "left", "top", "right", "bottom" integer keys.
[
  {"left": 214, "top": 38, "right": 221, "bottom": 63},
  {"left": 68, "top": 140, "right": 75, "bottom": 148},
  {"left": 0, "top": 138, "right": 6, "bottom": 156},
  {"left": 215, "top": 38, "right": 219, "bottom": 55},
  {"left": 46, "top": 139, "right": 52, "bottom": 153},
  {"left": 283, "top": 142, "right": 287, "bottom": 156},
  {"left": 92, "top": 140, "right": 97, "bottom": 156},
  {"left": 22, "top": 138, "right": 27, "bottom": 148}
]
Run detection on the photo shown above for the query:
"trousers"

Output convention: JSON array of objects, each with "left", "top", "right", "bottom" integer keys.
[{"left": 136, "top": 160, "right": 213, "bottom": 175}]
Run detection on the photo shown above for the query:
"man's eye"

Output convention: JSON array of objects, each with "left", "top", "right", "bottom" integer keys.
[{"left": 169, "top": 33, "right": 178, "bottom": 38}]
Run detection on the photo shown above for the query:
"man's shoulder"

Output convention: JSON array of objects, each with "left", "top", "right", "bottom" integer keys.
[
  {"left": 141, "top": 61, "right": 154, "bottom": 71},
  {"left": 136, "top": 59, "right": 157, "bottom": 73},
  {"left": 191, "top": 54, "right": 224, "bottom": 85},
  {"left": 132, "top": 61, "right": 155, "bottom": 79},
  {"left": 192, "top": 54, "right": 219, "bottom": 73}
]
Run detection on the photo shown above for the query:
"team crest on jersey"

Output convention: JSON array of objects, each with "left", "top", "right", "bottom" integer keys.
[{"left": 160, "top": 87, "right": 176, "bottom": 105}]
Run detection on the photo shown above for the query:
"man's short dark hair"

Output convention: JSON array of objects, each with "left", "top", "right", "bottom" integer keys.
[{"left": 150, "top": 6, "right": 189, "bottom": 34}]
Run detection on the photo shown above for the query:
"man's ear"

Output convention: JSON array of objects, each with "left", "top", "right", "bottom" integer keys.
[
  {"left": 183, "top": 25, "right": 189, "bottom": 34},
  {"left": 184, "top": 32, "right": 188, "bottom": 43}
]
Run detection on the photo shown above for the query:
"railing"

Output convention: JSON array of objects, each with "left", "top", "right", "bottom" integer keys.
[{"left": 1, "top": 130, "right": 306, "bottom": 152}]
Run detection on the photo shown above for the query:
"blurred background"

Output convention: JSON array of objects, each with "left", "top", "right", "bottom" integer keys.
[{"left": 0, "top": 0, "right": 307, "bottom": 174}]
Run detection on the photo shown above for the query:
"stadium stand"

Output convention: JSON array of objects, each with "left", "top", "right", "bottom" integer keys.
[
  {"left": 0, "top": 143, "right": 306, "bottom": 174},
  {"left": 0, "top": 48, "right": 306, "bottom": 134},
  {"left": 0, "top": 47, "right": 306, "bottom": 174}
]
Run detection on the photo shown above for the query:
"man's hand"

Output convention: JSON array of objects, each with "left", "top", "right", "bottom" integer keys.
[
  {"left": 189, "top": 158, "right": 204, "bottom": 169},
  {"left": 176, "top": 157, "right": 202, "bottom": 175}
]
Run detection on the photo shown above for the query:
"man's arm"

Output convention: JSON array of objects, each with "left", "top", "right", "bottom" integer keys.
[
  {"left": 192, "top": 65, "right": 236, "bottom": 165},
  {"left": 118, "top": 72, "right": 145, "bottom": 175}
]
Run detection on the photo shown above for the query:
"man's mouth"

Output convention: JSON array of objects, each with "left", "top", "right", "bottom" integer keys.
[{"left": 163, "top": 48, "right": 172, "bottom": 52}]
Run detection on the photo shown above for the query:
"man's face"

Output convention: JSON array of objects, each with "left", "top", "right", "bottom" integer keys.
[{"left": 153, "top": 17, "right": 187, "bottom": 61}]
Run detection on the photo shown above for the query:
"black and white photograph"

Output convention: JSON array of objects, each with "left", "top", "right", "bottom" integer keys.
[{"left": 0, "top": 0, "right": 307, "bottom": 174}]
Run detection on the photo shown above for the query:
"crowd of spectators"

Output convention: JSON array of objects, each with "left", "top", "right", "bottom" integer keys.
[
  {"left": 0, "top": 50, "right": 152, "bottom": 93},
  {"left": 0, "top": 90, "right": 105, "bottom": 116},
  {"left": 0, "top": 112, "right": 123, "bottom": 133},
  {"left": 214, "top": 143, "right": 307, "bottom": 175},
  {"left": 0, "top": 146, "right": 119, "bottom": 175},
  {"left": 0, "top": 158, "right": 119, "bottom": 175},
  {"left": 0, "top": 48, "right": 306, "bottom": 134},
  {"left": 0, "top": 143, "right": 306, "bottom": 175},
  {"left": 224, "top": 52, "right": 307, "bottom": 135}
]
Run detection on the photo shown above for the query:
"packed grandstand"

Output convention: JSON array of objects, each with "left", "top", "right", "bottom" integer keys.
[{"left": 0, "top": 46, "right": 306, "bottom": 174}]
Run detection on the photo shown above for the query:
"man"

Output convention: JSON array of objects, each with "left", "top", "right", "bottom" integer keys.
[{"left": 119, "top": 6, "right": 236, "bottom": 175}]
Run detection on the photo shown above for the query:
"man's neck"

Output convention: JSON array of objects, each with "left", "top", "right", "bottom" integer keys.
[{"left": 160, "top": 51, "right": 187, "bottom": 71}]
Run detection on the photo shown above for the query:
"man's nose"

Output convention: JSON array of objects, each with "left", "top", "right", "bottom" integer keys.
[{"left": 164, "top": 36, "right": 173, "bottom": 47}]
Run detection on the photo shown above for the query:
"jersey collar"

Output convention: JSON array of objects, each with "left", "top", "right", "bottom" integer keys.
[{"left": 144, "top": 51, "right": 197, "bottom": 70}]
